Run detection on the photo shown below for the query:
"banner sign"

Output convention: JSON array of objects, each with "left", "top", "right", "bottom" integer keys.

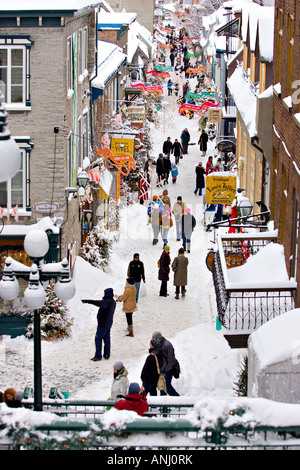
[
  {"left": 206, "top": 174, "right": 237, "bottom": 204},
  {"left": 110, "top": 136, "right": 134, "bottom": 157}
]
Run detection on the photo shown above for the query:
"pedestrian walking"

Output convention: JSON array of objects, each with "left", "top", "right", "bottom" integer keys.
[
  {"left": 116, "top": 277, "right": 137, "bottom": 337},
  {"left": 181, "top": 207, "right": 196, "bottom": 253},
  {"left": 161, "top": 206, "right": 173, "bottom": 247},
  {"left": 171, "top": 247, "right": 189, "bottom": 299},
  {"left": 170, "top": 51, "right": 175, "bottom": 67},
  {"left": 82, "top": 288, "right": 116, "bottom": 361},
  {"left": 172, "top": 138, "right": 183, "bottom": 164},
  {"left": 113, "top": 383, "right": 149, "bottom": 416},
  {"left": 198, "top": 129, "right": 208, "bottom": 156},
  {"left": 172, "top": 196, "right": 185, "bottom": 241},
  {"left": 151, "top": 331, "right": 179, "bottom": 396},
  {"left": 163, "top": 155, "right": 172, "bottom": 183},
  {"left": 180, "top": 128, "right": 190, "bottom": 154},
  {"left": 156, "top": 153, "right": 165, "bottom": 186},
  {"left": 194, "top": 161, "right": 205, "bottom": 195},
  {"left": 206, "top": 156, "right": 213, "bottom": 175},
  {"left": 141, "top": 340, "right": 163, "bottom": 396},
  {"left": 162, "top": 137, "right": 173, "bottom": 157},
  {"left": 160, "top": 188, "right": 171, "bottom": 208},
  {"left": 158, "top": 245, "right": 171, "bottom": 297},
  {"left": 111, "top": 361, "right": 129, "bottom": 401},
  {"left": 148, "top": 201, "right": 163, "bottom": 245},
  {"left": 167, "top": 79, "right": 173, "bottom": 96},
  {"left": 127, "top": 253, "right": 146, "bottom": 302},
  {"left": 171, "top": 162, "right": 178, "bottom": 183}
]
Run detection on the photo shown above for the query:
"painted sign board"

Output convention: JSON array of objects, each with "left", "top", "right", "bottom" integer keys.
[
  {"left": 33, "top": 202, "right": 59, "bottom": 214},
  {"left": 206, "top": 175, "right": 237, "bottom": 205}
]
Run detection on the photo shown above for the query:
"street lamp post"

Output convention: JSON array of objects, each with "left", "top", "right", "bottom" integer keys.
[{"left": 0, "top": 229, "right": 76, "bottom": 411}]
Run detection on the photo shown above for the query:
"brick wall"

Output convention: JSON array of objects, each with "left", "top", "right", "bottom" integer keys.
[{"left": 272, "top": 0, "right": 300, "bottom": 305}]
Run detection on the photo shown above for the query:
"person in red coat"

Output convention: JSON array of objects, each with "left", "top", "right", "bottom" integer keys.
[{"left": 113, "top": 382, "right": 149, "bottom": 416}]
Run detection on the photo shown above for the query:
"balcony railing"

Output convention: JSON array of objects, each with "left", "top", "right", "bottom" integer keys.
[{"left": 211, "top": 233, "right": 297, "bottom": 347}]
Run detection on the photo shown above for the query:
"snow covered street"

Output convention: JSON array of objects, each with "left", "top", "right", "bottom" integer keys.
[{"left": 0, "top": 67, "right": 244, "bottom": 403}]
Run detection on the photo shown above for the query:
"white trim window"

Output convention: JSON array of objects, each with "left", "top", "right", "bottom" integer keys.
[
  {"left": 0, "top": 149, "right": 26, "bottom": 210},
  {"left": 82, "top": 111, "right": 89, "bottom": 160},
  {"left": 67, "top": 35, "right": 74, "bottom": 96},
  {"left": 0, "top": 46, "right": 25, "bottom": 105},
  {"left": 78, "top": 26, "right": 88, "bottom": 82}
]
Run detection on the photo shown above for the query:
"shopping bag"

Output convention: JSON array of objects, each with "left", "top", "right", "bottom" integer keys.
[{"left": 140, "top": 283, "right": 147, "bottom": 298}]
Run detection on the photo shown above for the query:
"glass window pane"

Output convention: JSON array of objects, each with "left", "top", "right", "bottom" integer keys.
[
  {"left": 11, "top": 85, "right": 23, "bottom": 102},
  {"left": 11, "top": 67, "right": 23, "bottom": 85},
  {"left": 11, "top": 49, "right": 23, "bottom": 66},
  {"left": 0, "top": 182, "right": 7, "bottom": 206},
  {"left": 0, "top": 49, "right": 7, "bottom": 66}
]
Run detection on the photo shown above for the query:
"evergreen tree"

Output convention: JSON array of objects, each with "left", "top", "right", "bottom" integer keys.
[{"left": 26, "top": 280, "right": 73, "bottom": 341}]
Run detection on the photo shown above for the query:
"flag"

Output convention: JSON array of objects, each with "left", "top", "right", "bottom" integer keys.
[
  {"left": 6, "top": 205, "right": 10, "bottom": 221},
  {"left": 12, "top": 205, "right": 19, "bottom": 222},
  {"left": 0, "top": 207, "right": 4, "bottom": 218}
]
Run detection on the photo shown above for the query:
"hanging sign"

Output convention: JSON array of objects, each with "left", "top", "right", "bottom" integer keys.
[
  {"left": 206, "top": 174, "right": 237, "bottom": 204},
  {"left": 217, "top": 140, "right": 236, "bottom": 153},
  {"left": 208, "top": 108, "right": 222, "bottom": 123},
  {"left": 179, "top": 101, "right": 220, "bottom": 118},
  {"left": 110, "top": 136, "right": 134, "bottom": 158}
]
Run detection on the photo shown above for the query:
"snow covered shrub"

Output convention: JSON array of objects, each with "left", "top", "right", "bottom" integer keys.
[
  {"left": 26, "top": 281, "right": 73, "bottom": 341},
  {"left": 79, "top": 220, "right": 118, "bottom": 269}
]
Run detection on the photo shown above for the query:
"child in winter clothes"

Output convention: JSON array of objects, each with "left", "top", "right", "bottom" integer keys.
[
  {"left": 111, "top": 361, "right": 129, "bottom": 401},
  {"left": 113, "top": 382, "right": 149, "bottom": 416},
  {"left": 171, "top": 163, "right": 178, "bottom": 183}
]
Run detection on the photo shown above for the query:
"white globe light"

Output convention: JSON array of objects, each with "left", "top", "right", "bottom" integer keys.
[
  {"left": 55, "top": 278, "right": 76, "bottom": 301},
  {"left": 24, "top": 230, "right": 49, "bottom": 258},
  {"left": 0, "top": 276, "right": 19, "bottom": 301},
  {"left": 0, "top": 134, "right": 21, "bottom": 183},
  {"left": 24, "top": 283, "right": 46, "bottom": 310}
]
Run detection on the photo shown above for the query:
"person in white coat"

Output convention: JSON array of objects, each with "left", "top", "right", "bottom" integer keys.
[{"left": 111, "top": 361, "right": 129, "bottom": 401}]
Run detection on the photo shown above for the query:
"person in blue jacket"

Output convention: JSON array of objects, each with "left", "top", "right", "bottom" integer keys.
[{"left": 82, "top": 288, "right": 116, "bottom": 361}]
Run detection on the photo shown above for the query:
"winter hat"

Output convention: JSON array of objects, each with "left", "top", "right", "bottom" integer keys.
[
  {"left": 151, "top": 331, "right": 162, "bottom": 348},
  {"left": 185, "top": 208, "right": 191, "bottom": 213},
  {"left": 128, "top": 382, "right": 140, "bottom": 395},
  {"left": 177, "top": 196, "right": 182, "bottom": 201},
  {"left": 153, "top": 195, "right": 158, "bottom": 200},
  {"left": 127, "top": 277, "right": 135, "bottom": 285},
  {"left": 104, "top": 288, "right": 114, "bottom": 298},
  {"left": 133, "top": 253, "right": 139, "bottom": 259},
  {"left": 113, "top": 361, "right": 124, "bottom": 371}
]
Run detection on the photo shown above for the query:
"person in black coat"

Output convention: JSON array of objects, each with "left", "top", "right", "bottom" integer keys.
[
  {"left": 156, "top": 153, "right": 165, "bottom": 186},
  {"left": 194, "top": 162, "right": 205, "bottom": 195},
  {"left": 127, "top": 253, "right": 146, "bottom": 302},
  {"left": 163, "top": 137, "right": 173, "bottom": 157},
  {"left": 82, "top": 288, "right": 116, "bottom": 361},
  {"left": 163, "top": 155, "right": 172, "bottom": 184},
  {"left": 158, "top": 246, "right": 171, "bottom": 296},
  {"left": 141, "top": 341, "right": 163, "bottom": 396},
  {"left": 172, "top": 139, "right": 183, "bottom": 164},
  {"left": 198, "top": 129, "right": 208, "bottom": 156}
]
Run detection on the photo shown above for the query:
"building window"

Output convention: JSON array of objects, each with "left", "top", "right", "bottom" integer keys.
[
  {"left": 67, "top": 36, "right": 74, "bottom": 94},
  {"left": 78, "top": 116, "right": 82, "bottom": 168},
  {"left": 287, "top": 14, "right": 294, "bottom": 96},
  {"left": 291, "top": 193, "right": 299, "bottom": 279},
  {"left": 0, "top": 149, "right": 27, "bottom": 212},
  {"left": 82, "top": 111, "right": 89, "bottom": 159},
  {"left": 78, "top": 27, "right": 88, "bottom": 80},
  {"left": 276, "top": 8, "right": 282, "bottom": 84},
  {"left": 0, "top": 36, "right": 33, "bottom": 108}
]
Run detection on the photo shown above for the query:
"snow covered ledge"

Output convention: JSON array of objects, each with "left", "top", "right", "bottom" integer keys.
[{"left": 212, "top": 232, "right": 297, "bottom": 348}]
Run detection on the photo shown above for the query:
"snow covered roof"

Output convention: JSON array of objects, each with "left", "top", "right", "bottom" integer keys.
[
  {"left": 0, "top": 217, "right": 61, "bottom": 236},
  {"left": 127, "top": 20, "right": 155, "bottom": 64},
  {"left": 92, "top": 41, "right": 126, "bottom": 90},
  {"left": 227, "top": 65, "right": 257, "bottom": 137},
  {"left": 0, "top": 1, "right": 101, "bottom": 12},
  {"left": 248, "top": 308, "right": 300, "bottom": 370},
  {"left": 98, "top": 11, "right": 137, "bottom": 30},
  {"left": 241, "top": 4, "right": 274, "bottom": 61}
]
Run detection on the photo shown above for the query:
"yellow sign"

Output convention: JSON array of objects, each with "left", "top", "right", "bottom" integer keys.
[
  {"left": 111, "top": 136, "right": 134, "bottom": 157},
  {"left": 206, "top": 175, "right": 237, "bottom": 204}
]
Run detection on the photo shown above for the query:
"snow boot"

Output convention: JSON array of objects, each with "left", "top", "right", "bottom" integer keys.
[
  {"left": 126, "top": 325, "right": 134, "bottom": 337},
  {"left": 181, "top": 288, "right": 186, "bottom": 297},
  {"left": 175, "top": 292, "right": 179, "bottom": 299}
]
